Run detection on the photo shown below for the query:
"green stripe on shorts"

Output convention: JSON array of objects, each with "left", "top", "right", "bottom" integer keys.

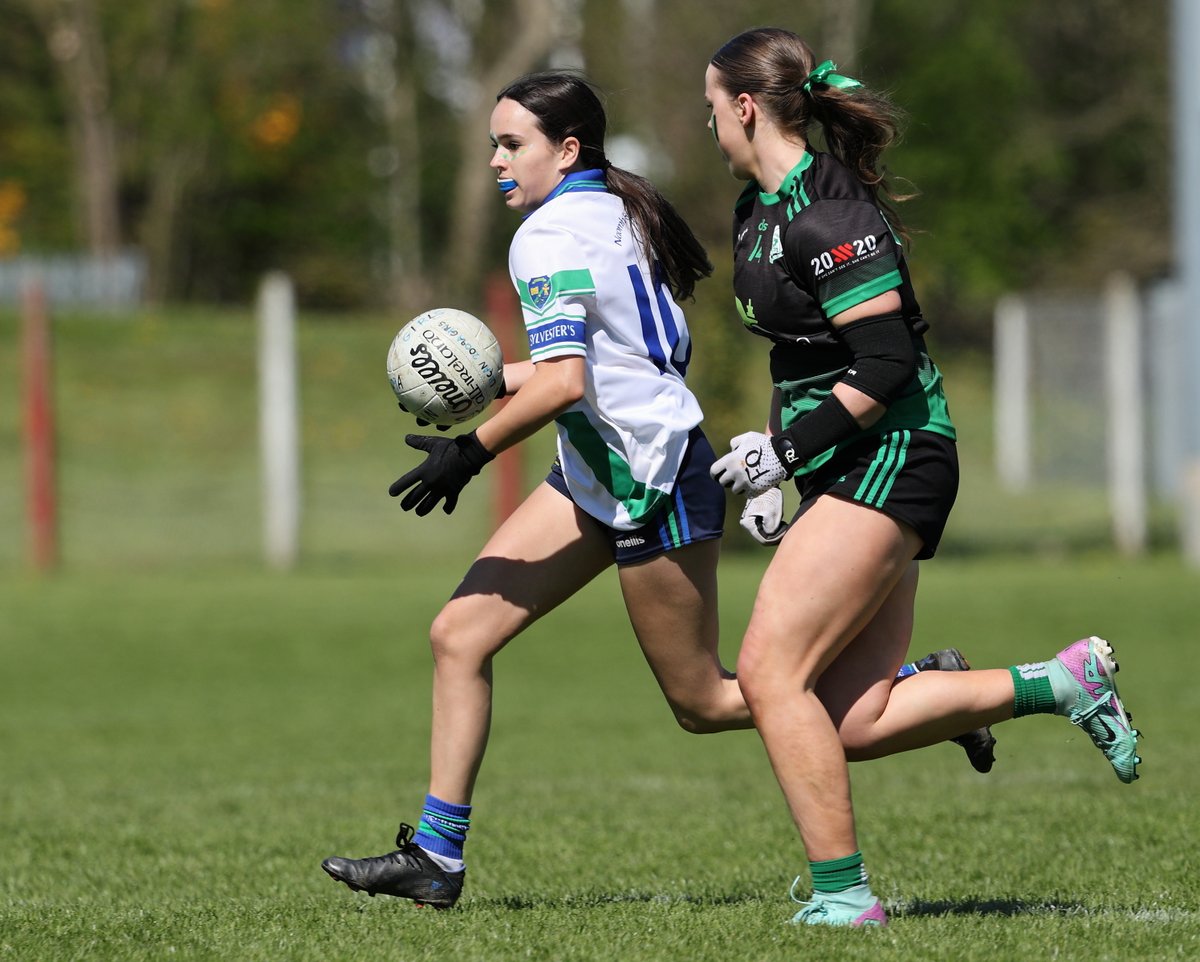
[
  {"left": 665, "top": 507, "right": 682, "bottom": 548},
  {"left": 855, "top": 431, "right": 910, "bottom": 507}
]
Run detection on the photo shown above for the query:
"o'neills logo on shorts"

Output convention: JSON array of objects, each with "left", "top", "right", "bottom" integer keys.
[{"left": 615, "top": 536, "right": 646, "bottom": 548}]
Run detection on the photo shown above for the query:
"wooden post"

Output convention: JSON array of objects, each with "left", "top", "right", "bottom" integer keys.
[
  {"left": 22, "top": 278, "right": 58, "bottom": 572},
  {"left": 486, "top": 272, "right": 524, "bottom": 529}
]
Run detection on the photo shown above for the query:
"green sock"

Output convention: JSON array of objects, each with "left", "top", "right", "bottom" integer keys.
[
  {"left": 1009, "top": 663, "right": 1058, "bottom": 717},
  {"left": 810, "top": 851, "right": 868, "bottom": 894}
]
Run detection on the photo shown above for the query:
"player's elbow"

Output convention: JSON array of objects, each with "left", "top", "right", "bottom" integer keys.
[
  {"left": 560, "top": 377, "right": 586, "bottom": 406},
  {"left": 837, "top": 312, "right": 918, "bottom": 407},
  {"left": 542, "top": 357, "right": 587, "bottom": 409}
]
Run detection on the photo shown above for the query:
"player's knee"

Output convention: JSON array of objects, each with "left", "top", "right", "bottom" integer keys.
[
  {"left": 428, "top": 607, "right": 496, "bottom": 668},
  {"left": 735, "top": 632, "right": 782, "bottom": 709},
  {"left": 834, "top": 718, "right": 887, "bottom": 759},
  {"left": 836, "top": 725, "right": 874, "bottom": 757}
]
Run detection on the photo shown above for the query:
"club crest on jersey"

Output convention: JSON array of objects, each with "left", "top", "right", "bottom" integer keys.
[
  {"left": 528, "top": 275, "right": 552, "bottom": 310},
  {"left": 768, "top": 225, "right": 784, "bottom": 264}
]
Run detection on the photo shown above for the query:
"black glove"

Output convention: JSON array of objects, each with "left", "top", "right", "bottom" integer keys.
[
  {"left": 388, "top": 430, "right": 495, "bottom": 516},
  {"left": 413, "top": 414, "right": 452, "bottom": 431}
]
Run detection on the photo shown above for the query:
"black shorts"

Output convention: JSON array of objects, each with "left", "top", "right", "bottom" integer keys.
[
  {"left": 793, "top": 429, "right": 958, "bottom": 560},
  {"left": 546, "top": 426, "right": 726, "bottom": 566}
]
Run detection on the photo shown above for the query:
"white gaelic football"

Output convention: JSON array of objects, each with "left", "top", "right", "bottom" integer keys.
[{"left": 387, "top": 308, "right": 505, "bottom": 426}]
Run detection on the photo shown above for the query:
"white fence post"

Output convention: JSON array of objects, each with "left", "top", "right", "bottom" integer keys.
[
  {"left": 1175, "top": 0, "right": 1200, "bottom": 567},
  {"left": 258, "top": 272, "right": 301, "bottom": 570},
  {"left": 1103, "top": 274, "right": 1147, "bottom": 556},
  {"left": 993, "top": 294, "right": 1032, "bottom": 491}
]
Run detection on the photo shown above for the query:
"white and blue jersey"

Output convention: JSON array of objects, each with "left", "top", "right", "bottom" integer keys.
[{"left": 508, "top": 169, "right": 704, "bottom": 531}]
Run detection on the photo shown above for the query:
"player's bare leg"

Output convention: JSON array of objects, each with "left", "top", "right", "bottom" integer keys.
[
  {"left": 426, "top": 483, "right": 613, "bottom": 800},
  {"left": 619, "top": 538, "right": 751, "bottom": 733},
  {"left": 736, "top": 496, "right": 923, "bottom": 926},
  {"left": 322, "top": 483, "right": 613, "bottom": 906}
]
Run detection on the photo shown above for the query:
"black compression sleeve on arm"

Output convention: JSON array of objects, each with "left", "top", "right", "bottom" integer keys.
[
  {"left": 837, "top": 312, "right": 918, "bottom": 406},
  {"left": 769, "top": 392, "right": 862, "bottom": 476}
]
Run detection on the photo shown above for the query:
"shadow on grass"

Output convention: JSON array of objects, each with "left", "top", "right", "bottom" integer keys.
[
  {"left": 474, "top": 892, "right": 763, "bottom": 911},
  {"left": 477, "top": 894, "right": 1095, "bottom": 916},
  {"left": 893, "top": 897, "right": 1086, "bottom": 918}
]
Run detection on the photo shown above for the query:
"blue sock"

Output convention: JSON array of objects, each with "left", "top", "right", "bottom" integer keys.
[{"left": 414, "top": 794, "right": 471, "bottom": 862}]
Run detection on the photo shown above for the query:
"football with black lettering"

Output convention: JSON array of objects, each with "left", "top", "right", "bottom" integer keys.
[{"left": 387, "top": 308, "right": 505, "bottom": 426}]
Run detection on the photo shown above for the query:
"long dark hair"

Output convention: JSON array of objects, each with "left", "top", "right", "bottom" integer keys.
[
  {"left": 497, "top": 71, "right": 712, "bottom": 301},
  {"left": 709, "top": 27, "right": 911, "bottom": 238}
]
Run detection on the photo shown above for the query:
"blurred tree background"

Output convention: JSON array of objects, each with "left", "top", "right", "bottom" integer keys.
[{"left": 0, "top": 0, "right": 1171, "bottom": 333}]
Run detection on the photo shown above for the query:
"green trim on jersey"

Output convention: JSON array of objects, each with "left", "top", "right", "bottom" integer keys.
[
  {"left": 554, "top": 176, "right": 607, "bottom": 194},
  {"left": 519, "top": 268, "right": 596, "bottom": 316},
  {"left": 557, "top": 411, "right": 670, "bottom": 524},
  {"left": 781, "top": 153, "right": 815, "bottom": 221},
  {"left": 823, "top": 268, "right": 903, "bottom": 317},
  {"left": 734, "top": 152, "right": 816, "bottom": 222}
]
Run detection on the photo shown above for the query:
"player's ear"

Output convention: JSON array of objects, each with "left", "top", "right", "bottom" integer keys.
[
  {"left": 559, "top": 135, "right": 581, "bottom": 170},
  {"left": 735, "top": 93, "right": 756, "bottom": 128}
]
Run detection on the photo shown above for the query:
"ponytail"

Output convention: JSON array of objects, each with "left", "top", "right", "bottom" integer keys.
[
  {"left": 711, "top": 28, "right": 912, "bottom": 239},
  {"left": 803, "top": 66, "right": 912, "bottom": 240}
]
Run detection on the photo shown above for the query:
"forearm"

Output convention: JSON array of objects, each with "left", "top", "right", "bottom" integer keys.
[
  {"left": 497, "top": 359, "right": 534, "bottom": 396},
  {"left": 474, "top": 357, "right": 584, "bottom": 454},
  {"left": 767, "top": 387, "right": 783, "bottom": 435},
  {"left": 773, "top": 308, "right": 915, "bottom": 470}
]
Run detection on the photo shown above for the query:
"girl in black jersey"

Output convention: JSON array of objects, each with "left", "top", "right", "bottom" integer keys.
[{"left": 704, "top": 27, "right": 1140, "bottom": 928}]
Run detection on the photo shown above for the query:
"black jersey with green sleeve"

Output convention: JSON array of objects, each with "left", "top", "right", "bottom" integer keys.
[{"left": 730, "top": 147, "right": 955, "bottom": 476}]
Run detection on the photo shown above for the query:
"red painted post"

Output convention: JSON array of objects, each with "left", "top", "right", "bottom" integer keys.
[
  {"left": 21, "top": 279, "right": 57, "bottom": 572},
  {"left": 485, "top": 272, "right": 524, "bottom": 529}
]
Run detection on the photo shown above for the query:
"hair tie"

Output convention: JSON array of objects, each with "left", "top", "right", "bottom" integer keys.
[{"left": 802, "top": 60, "right": 863, "bottom": 95}]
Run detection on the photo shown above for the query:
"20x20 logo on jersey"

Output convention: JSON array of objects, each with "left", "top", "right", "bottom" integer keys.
[{"left": 810, "top": 234, "right": 879, "bottom": 275}]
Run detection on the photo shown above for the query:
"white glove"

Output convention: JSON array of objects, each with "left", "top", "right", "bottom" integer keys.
[
  {"left": 710, "top": 431, "right": 787, "bottom": 495},
  {"left": 740, "top": 487, "right": 789, "bottom": 545}
]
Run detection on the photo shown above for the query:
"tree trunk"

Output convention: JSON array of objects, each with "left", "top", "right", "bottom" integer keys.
[
  {"left": 31, "top": 0, "right": 122, "bottom": 257},
  {"left": 441, "top": 0, "right": 560, "bottom": 305},
  {"left": 365, "top": 0, "right": 428, "bottom": 313},
  {"left": 822, "top": 0, "right": 873, "bottom": 70},
  {"left": 140, "top": 146, "right": 205, "bottom": 304}
]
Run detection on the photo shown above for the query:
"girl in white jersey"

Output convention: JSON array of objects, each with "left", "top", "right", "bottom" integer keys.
[
  {"left": 321, "top": 71, "right": 995, "bottom": 910},
  {"left": 320, "top": 71, "right": 743, "bottom": 910}
]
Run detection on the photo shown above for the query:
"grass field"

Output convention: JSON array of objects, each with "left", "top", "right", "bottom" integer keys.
[
  {"left": 2, "top": 557, "right": 1198, "bottom": 961},
  {"left": 1, "top": 309, "right": 1197, "bottom": 959}
]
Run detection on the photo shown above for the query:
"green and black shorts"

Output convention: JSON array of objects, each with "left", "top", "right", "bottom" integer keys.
[{"left": 792, "top": 429, "right": 959, "bottom": 560}]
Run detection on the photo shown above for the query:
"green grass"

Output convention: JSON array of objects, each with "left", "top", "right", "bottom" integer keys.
[
  {"left": 2, "top": 556, "right": 1198, "bottom": 961},
  {"left": 1, "top": 308, "right": 1197, "bottom": 959}
]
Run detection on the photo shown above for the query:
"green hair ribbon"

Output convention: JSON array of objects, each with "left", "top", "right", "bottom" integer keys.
[{"left": 802, "top": 60, "right": 864, "bottom": 94}]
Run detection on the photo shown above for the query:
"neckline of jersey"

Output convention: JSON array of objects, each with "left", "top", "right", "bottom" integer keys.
[
  {"left": 540, "top": 168, "right": 609, "bottom": 208},
  {"left": 754, "top": 147, "right": 815, "bottom": 207}
]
